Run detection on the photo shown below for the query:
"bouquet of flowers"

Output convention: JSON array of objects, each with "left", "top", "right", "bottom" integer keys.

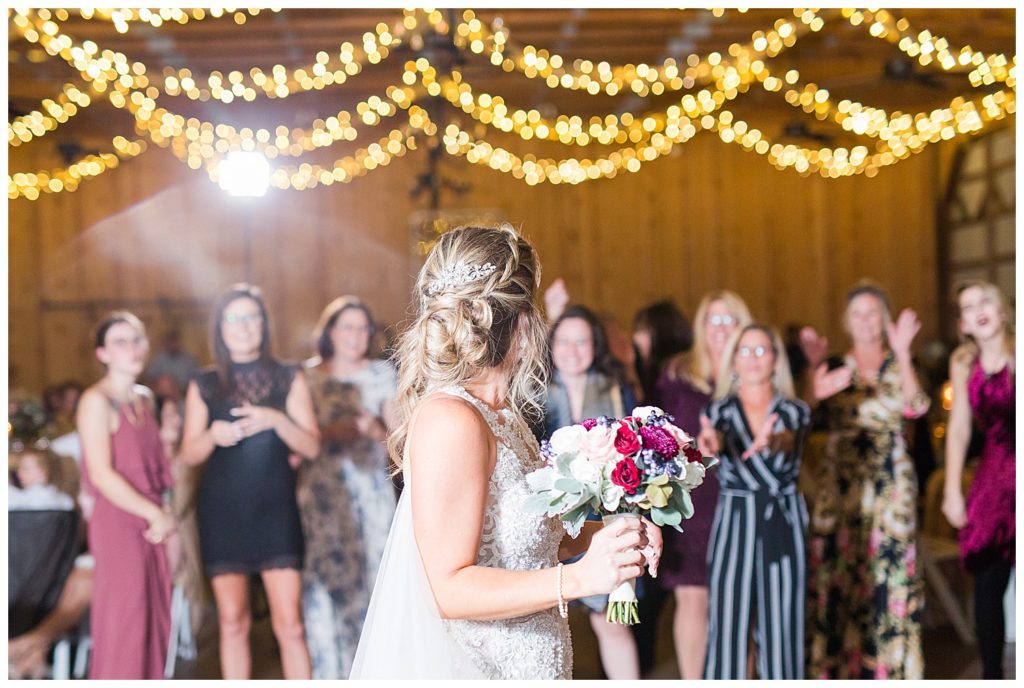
[{"left": 524, "top": 406, "right": 716, "bottom": 624}]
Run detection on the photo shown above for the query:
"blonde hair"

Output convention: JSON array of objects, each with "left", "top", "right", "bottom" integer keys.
[
  {"left": 713, "top": 323, "right": 796, "bottom": 400},
  {"left": 952, "top": 279, "right": 1016, "bottom": 373},
  {"left": 388, "top": 224, "right": 549, "bottom": 470},
  {"left": 666, "top": 290, "right": 752, "bottom": 393}
]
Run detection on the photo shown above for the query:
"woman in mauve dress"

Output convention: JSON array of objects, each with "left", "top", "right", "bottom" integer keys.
[{"left": 77, "top": 311, "right": 176, "bottom": 679}]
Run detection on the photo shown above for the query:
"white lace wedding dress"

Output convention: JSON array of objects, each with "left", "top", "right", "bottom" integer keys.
[{"left": 350, "top": 386, "right": 572, "bottom": 679}]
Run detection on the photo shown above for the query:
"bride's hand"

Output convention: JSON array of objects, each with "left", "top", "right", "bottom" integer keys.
[{"left": 569, "top": 518, "right": 645, "bottom": 598}]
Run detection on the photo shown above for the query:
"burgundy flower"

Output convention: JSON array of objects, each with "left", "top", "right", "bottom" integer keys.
[
  {"left": 683, "top": 445, "right": 703, "bottom": 463},
  {"left": 581, "top": 418, "right": 598, "bottom": 430},
  {"left": 611, "top": 458, "right": 642, "bottom": 495},
  {"left": 614, "top": 421, "right": 642, "bottom": 455},
  {"left": 639, "top": 425, "right": 679, "bottom": 458}
]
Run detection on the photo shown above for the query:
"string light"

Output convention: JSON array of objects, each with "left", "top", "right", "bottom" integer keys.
[
  {"left": 12, "top": 8, "right": 406, "bottom": 106},
  {"left": 13, "top": 14, "right": 416, "bottom": 160},
  {"left": 7, "top": 7, "right": 1016, "bottom": 198},
  {"left": 8, "top": 136, "right": 147, "bottom": 200},
  {"left": 9, "top": 81, "right": 95, "bottom": 146},
  {"left": 846, "top": 8, "right": 1016, "bottom": 89},
  {"left": 451, "top": 8, "right": 823, "bottom": 97},
  {"left": 70, "top": 7, "right": 281, "bottom": 32}
]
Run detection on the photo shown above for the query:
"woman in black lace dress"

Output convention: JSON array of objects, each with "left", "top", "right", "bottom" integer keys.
[{"left": 181, "top": 284, "right": 320, "bottom": 679}]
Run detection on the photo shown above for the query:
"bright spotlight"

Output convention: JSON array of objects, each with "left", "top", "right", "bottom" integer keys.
[{"left": 218, "top": 151, "right": 270, "bottom": 197}]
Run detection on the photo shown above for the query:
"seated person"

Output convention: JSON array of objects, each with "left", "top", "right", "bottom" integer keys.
[
  {"left": 9, "top": 448, "right": 75, "bottom": 511},
  {"left": 8, "top": 447, "right": 92, "bottom": 680}
]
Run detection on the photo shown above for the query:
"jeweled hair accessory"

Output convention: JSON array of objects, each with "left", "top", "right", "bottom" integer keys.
[{"left": 425, "top": 262, "right": 498, "bottom": 296}]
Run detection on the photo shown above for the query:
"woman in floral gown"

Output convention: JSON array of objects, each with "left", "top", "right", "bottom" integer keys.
[
  {"left": 800, "top": 283, "right": 929, "bottom": 680},
  {"left": 297, "top": 296, "right": 398, "bottom": 678}
]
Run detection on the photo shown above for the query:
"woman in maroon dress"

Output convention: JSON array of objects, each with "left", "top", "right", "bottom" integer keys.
[
  {"left": 77, "top": 311, "right": 176, "bottom": 679},
  {"left": 942, "top": 280, "right": 1016, "bottom": 680},
  {"left": 654, "top": 290, "right": 751, "bottom": 678}
]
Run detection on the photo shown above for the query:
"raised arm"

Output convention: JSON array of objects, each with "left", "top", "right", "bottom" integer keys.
[
  {"left": 410, "top": 396, "right": 644, "bottom": 621},
  {"left": 887, "top": 308, "right": 930, "bottom": 417},
  {"left": 76, "top": 388, "right": 174, "bottom": 542}
]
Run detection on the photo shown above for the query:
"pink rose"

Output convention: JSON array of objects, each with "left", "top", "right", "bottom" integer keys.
[
  {"left": 889, "top": 599, "right": 907, "bottom": 618},
  {"left": 614, "top": 421, "right": 642, "bottom": 456},
  {"left": 582, "top": 426, "right": 619, "bottom": 465},
  {"left": 664, "top": 422, "right": 694, "bottom": 449}
]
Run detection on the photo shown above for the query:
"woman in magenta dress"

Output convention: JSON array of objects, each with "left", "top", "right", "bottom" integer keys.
[
  {"left": 942, "top": 280, "right": 1015, "bottom": 680},
  {"left": 77, "top": 311, "right": 176, "bottom": 679},
  {"left": 654, "top": 290, "right": 751, "bottom": 679}
]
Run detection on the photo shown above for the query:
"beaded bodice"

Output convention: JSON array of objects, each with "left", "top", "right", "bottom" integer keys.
[{"left": 435, "top": 385, "right": 572, "bottom": 679}]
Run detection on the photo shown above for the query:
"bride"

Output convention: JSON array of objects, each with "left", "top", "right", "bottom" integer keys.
[{"left": 350, "top": 224, "right": 662, "bottom": 679}]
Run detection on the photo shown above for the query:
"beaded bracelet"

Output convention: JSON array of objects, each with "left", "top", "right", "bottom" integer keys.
[{"left": 556, "top": 563, "right": 569, "bottom": 619}]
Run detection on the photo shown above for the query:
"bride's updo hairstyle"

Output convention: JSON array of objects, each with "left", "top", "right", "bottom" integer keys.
[{"left": 389, "top": 224, "right": 549, "bottom": 469}]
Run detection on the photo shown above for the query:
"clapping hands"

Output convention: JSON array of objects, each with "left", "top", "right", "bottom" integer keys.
[
  {"left": 697, "top": 416, "right": 722, "bottom": 457},
  {"left": 741, "top": 413, "right": 779, "bottom": 460}
]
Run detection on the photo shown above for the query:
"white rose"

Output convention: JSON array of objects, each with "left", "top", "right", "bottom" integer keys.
[
  {"left": 679, "top": 460, "right": 706, "bottom": 489},
  {"left": 550, "top": 424, "right": 588, "bottom": 456},
  {"left": 631, "top": 406, "right": 664, "bottom": 422},
  {"left": 569, "top": 456, "right": 602, "bottom": 492}
]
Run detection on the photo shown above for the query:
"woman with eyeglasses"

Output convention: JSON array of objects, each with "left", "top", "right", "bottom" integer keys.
[
  {"left": 76, "top": 311, "right": 175, "bottom": 678},
  {"left": 181, "top": 284, "right": 320, "bottom": 679},
  {"left": 654, "top": 291, "right": 751, "bottom": 679},
  {"left": 697, "top": 323, "right": 811, "bottom": 680},
  {"left": 800, "top": 282, "right": 928, "bottom": 679},
  {"left": 297, "top": 296, "right": 398, "bottom": 678}
]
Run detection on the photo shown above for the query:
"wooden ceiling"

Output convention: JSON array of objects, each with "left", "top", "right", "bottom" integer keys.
[{"left": 8, "top": 7, "right": 1016, "bottom": 154}]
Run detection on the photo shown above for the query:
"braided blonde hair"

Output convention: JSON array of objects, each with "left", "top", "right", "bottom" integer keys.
[{"left": 388, "top": 224, "right": 549, "bottom": 469}]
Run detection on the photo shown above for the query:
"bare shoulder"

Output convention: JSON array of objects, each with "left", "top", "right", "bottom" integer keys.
[
  {"left": 949, "top": 345, "right": 975, "bottom": 379},
  {"left": 408, "top": 393, "right": 494, "bottom": 470},
  {"left": 77, "top": 386, "right": 112, "bottom": 423},
  {"left": 412, "top": 393, "right": 490, "bottom": 440}
]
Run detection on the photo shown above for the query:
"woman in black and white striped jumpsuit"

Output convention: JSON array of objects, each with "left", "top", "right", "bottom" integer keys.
[{"left": 698, "top": 323, "right": 811, "bottom": 680}]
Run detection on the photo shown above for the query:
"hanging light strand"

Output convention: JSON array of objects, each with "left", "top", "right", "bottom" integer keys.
[
  {"left": 13, "top": 13, "right": 419, "bottom": 162},
  {"left": 450, "top": 7, "right": 827, "bottom": 97},
  {"left": 9, "top": 80, "right": 96, "bottom": 146},
  {"left": 8, "top": 136, "right": 147, "bottom": 200}
]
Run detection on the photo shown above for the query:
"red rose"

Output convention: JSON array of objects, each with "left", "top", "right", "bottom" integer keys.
[
  {"left": 611, "top": 458, "right": 642, "bottom": 495},
  {"left": 614, "top": 421, "right": 642, "bottom": 455},
  {"left": 683, "top": 445, "right": 703, "bottom": 463}
]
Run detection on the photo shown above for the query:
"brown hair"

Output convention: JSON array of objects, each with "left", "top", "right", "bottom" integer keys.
[
  {"left": 93, "top": 311, "right": 146, "bottom": 349},
  {"left": 209, "top": 283, "right": 274, "bottom": 392},
  {"left": 312, "top": 296, "right": 378, "bottom": 362}
]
